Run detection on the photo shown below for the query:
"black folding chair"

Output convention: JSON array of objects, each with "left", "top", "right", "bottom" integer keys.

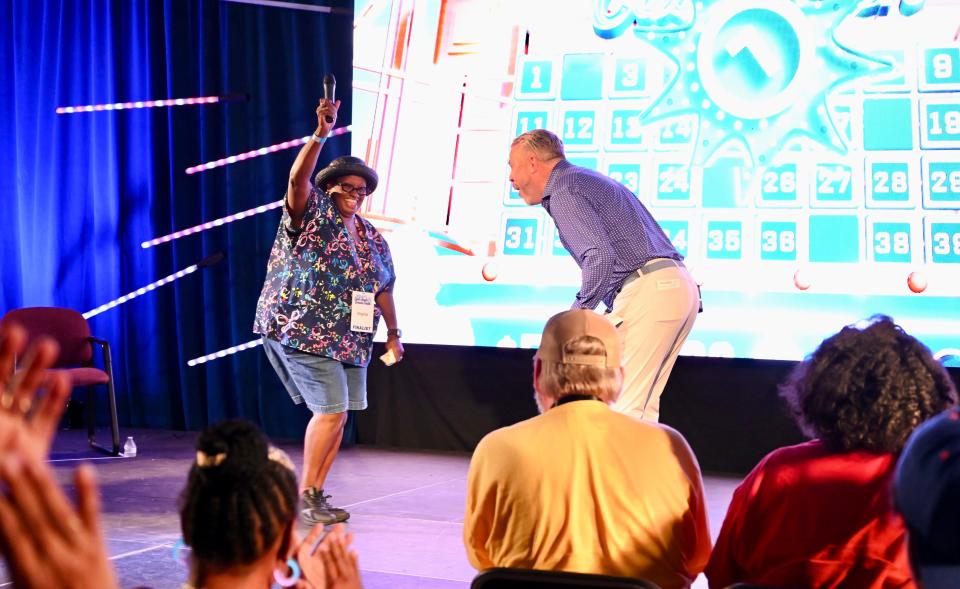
[{"left": 471, "top": 568, "right": 662, "bottom": 589}]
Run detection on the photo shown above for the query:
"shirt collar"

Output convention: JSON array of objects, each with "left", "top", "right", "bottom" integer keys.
[
  {"left": 553, "top": 393, "right": 601, "bottom": 408},
  {"left": 542, "top": 159, "right": 572, "bottom": 201}
]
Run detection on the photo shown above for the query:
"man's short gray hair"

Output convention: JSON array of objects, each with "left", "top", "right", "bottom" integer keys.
[
  {"left": 537, "top": 336, "right": 621, "bottom": 404},
  {"left": 511, "top": 129, "right": 565, "bottom": 161}
]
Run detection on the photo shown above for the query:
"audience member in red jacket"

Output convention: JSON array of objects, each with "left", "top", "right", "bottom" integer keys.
[{"left": 706, "top": 316, "right": 957, "bottom": 589}]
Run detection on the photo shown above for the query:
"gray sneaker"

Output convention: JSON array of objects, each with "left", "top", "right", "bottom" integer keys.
[
  {"left": 301, "top": 488, "right": 350, "bottom": 523},
  {"left": 301, "top": 506, "right": 339, "bottom": 526}
]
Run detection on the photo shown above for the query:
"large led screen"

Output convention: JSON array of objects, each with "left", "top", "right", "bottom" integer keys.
[{"left": 352, "top": 0, "right": 960, "bottom": 362}]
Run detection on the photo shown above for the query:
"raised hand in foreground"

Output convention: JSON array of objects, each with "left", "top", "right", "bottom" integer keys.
[
  {"left": 0, "top": 323, "right": 71, "bottom": 460},
  {"left": 0, "top": 321, "right": 118, "bottom": 589},
  {"left": 0, "top": 456, "right": 117, "bottom": 589}
]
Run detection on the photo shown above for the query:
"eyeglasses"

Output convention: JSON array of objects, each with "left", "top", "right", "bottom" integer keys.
[{"left": 333, "top": 182, "right": 369, "bottom": 197}]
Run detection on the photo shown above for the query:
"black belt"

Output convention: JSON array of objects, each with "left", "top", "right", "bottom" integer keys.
[
  {"left": 639, "top": 258, "right": 684, "bottom": 275},
  {"left": 617, "top": 258, "right": 702, "bottom": 313}
]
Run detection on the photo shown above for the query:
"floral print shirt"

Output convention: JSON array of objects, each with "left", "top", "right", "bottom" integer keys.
[{"left": 254, "top": 187, "right": 395, "bottom": 366}]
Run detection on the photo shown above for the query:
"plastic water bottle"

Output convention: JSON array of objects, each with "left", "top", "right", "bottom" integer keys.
[{"left": 123, "top": 436, "right": 138, "bottom": 458}]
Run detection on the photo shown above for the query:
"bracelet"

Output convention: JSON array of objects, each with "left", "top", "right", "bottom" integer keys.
[
  {"left": 309, "top": 133, "right": 326, "bottom": 144},
  {"left": 387, "top": 328, "right": 402, "bottom": 338}
]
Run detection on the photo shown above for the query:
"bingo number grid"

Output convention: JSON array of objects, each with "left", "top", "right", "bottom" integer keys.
[{"left": 499, "top": 48, "right": 960, "bottom": 272}]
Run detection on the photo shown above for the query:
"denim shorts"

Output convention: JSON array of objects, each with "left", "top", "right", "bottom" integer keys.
[{"left": 261, "top": 337, "right": 368, "bottom": 415}]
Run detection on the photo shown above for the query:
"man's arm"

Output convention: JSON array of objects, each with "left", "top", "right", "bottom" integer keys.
[
  {"left": 287, "top": 98, "right": 340, "bottom": 229},
  {"left": 550, "top": 191, "right": 615, "bottom": 310}
]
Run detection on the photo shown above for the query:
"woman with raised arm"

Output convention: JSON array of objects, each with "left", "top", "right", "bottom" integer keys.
[{"left": 254, "top": 98, "right": 403, "bottom": 525}]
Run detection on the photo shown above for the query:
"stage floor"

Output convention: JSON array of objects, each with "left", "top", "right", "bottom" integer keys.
[{"left": 0, "top": 428, "right": 741, "bottom": 589}]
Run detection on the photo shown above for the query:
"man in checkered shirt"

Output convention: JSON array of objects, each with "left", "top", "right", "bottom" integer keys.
[{"left": 507, "top": 129, "right": 700, "bottom": 422}]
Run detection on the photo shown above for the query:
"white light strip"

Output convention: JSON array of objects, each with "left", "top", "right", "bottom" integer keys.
[
  {"left": 221, "top": 0, "right": 333, "bottom": 13},
  {"left": 141, "top": 200, "right": 284, "bottom": 248},
  {"left": 57, "top": 95, "right": 226, "bottom": 114},
  {"left": 185, "top": 125, "right": 352, "bottom": 174},
  {"left": 141, "top": 201, "right": 473, "bottom": 252},
  {"left": 83, "top": 265, "right": 199, "bottom": 319},
  {"left": 188, "top": 339, "right": 262, "bottom": 366}
]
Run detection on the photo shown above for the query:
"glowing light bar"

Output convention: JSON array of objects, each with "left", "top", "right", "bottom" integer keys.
[
  {"left": 56, "top": 94, "right": 244, "bottom": 115},
  {"left": 188, "top": 339, "right": 262, "bottom": 367},
  {"left": 142, "top": 202, "right": 474, "bottom": 254},
  {"left": 185, "top": 125, "right": 352, "bottom": 174},
  {"left": 83, "top": 265, "right": 198, "bottom": 319},
  {"left": 221, "top": 0, "right": 338, "bottom": 13},
  {"left": 142, "top": 200, "right": 284, "bottom": 249},
  {"left": 83, "top": 252, "right": 224, "bottom": 319}
]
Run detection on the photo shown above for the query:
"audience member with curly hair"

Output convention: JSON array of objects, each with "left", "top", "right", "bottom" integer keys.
[{"left": 705, "top": 316, "right": 957, "bottom": 589}]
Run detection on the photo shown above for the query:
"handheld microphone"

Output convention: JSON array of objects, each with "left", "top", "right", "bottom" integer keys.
[{"left": 323, "top": 74, "right": 336, "bottom": 123}]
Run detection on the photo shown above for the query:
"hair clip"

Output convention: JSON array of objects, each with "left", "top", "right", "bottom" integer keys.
[
  {"left": 196, "top": 450, "right": 227, "bottom": 467},
  {"left": 268, "top": 446, "right": 296, "bottom": 472}
]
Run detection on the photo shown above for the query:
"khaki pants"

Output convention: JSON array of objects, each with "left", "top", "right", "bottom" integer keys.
[{"left": 608, "top": 261, "right": 699, "bottom": 422}]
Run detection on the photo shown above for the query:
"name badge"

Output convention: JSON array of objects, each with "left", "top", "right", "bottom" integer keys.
[{"left": 350, "top": 291, "right": 375, "bottom": 333}]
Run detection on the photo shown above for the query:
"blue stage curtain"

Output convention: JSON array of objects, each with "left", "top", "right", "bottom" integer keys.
[{"left": 0, "top": 0, "right": 354, "bottom": 439}]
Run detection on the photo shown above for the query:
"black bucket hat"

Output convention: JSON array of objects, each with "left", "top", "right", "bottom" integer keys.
[{"left": 313, "top": 156, "right": 379, "bottom": 194}]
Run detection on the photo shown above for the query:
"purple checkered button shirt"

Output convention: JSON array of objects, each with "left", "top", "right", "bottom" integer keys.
[{"left": 541, "top": 159, "right": 681, "bottom": 310}]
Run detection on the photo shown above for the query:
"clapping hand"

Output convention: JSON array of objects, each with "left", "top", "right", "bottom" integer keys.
[
  {"left": 0, "top": 457, "right": 117, "bottom": 588},
  {"left": 296, "top": 523, "right": 363, "bottom": 589},
  {"left": 0, "top": 322, "right": 118, "bottom": 589},
  {"left": 0, "top": 324, "right": 71, "bottom": 461}
]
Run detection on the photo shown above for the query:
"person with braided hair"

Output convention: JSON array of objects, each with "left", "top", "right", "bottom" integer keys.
[{"left": 178, "top": 419, "right": 364, "bottom": 589}]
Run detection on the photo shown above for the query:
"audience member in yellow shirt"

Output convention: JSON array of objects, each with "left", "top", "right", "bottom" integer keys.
[{"left": 463, "top": 309, "right": 711, "bottom": 589}]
